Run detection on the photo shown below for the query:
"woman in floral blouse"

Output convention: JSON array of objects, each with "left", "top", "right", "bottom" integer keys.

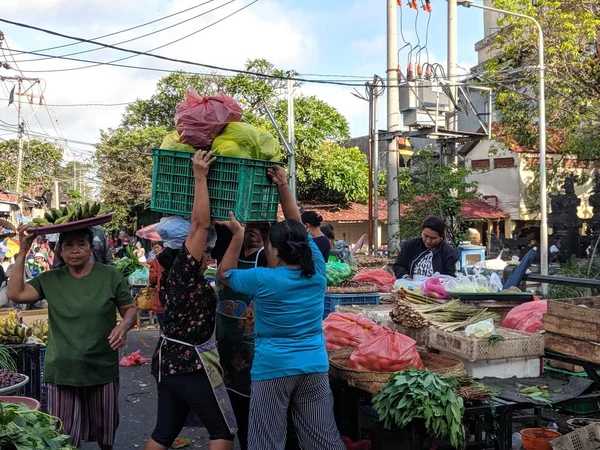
[{"left": 145, "top": 150, "right": 237, "bottom": 450}]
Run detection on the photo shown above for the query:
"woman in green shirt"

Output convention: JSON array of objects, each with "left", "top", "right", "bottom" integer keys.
[{"left": 8, "top": 225, "right": 137, "bottom": 450}]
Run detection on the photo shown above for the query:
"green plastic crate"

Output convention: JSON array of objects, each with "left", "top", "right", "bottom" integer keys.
[
  {"left": 560, "top": 401, "right": 600, "bottom": 416},
  {"left": 545, "top": 365, "right": 596, "bottom": 381},
  {"left": 151, "top": 149, "right": 282, "bottom": 222}
]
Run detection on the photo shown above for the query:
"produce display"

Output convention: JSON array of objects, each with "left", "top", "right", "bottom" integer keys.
[
  {"left": 115, "top": 245, "right": 144, "bottom": 278},
  {"left": 29, "top": 319, "right": 49, "bottom": 344},
  {"left": 326, "top": 280, "right": 378, "bottom": 294},
  {"left": 0, "top": 369, "right": 25, "bottom": 390},
  {"left": 323, "top": 313, "right": 379, "bottom": 351},
  {"left": 326, "top": 262, "right": 354, "bottom": 287},
  {"left": 31, "top": 202, "right": 105, "bottom": 227},
  {"left": 353, "top": 269, "right": 395, "bottom": 293},
  {"left": 0, "top": 344, "right": 16, "bottom": 373},
  {"left": 391, "top": 289, "right": 498, "bottom": 331},
  {"left": 0, "top": 311, "right": 28, "bottom": 345},
  {"left": 372, "top": 368, "right": 467, "bottom": 449},
  {"left": 0, "top": 401, "right": 77, "bottom": 449}
]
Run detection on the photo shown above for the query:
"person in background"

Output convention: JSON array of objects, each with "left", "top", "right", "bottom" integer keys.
[
  {"left": 47, "top": 250, "right": 55, "bottom": 268},
  {"left": 114, "top": 238, "right": 126, "bottom": 258},
  {"left": 321, "top": 224, "right": 355, "bottom": 265},
  {"left": 219, "top": 165, "right": 345, "bottom": 450},
  {"left": 34, "top": 253, "right": 50, "bottom": 273},
  {"left": 8, "top": 225, "right": 137, "bottom": 450},
  {"left": 147, "top": 242, "right": 163, "bottom": 263},
  {"left": 145, "top": 150, "right": 236, "bottom": 450},
  {"left": 393, "top": 216, "right": 459, "bottom": 280},
  {"left": 149, "top": 243, "right": 165, "bottom": 330},
  {"left": 134, "top": 242, "right": 147, "bottom": 263},
  {"left": 300, "top": 211, "right": 330, "bottom": 261}
]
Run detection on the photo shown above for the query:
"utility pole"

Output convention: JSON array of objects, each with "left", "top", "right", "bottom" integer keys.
[
  {"left": 286, "top": 71, "right": 297, "bottom": 200},
  {"left": 54, "top": 181, "right": 60, "bottom": 209},
  {"left": 0, "top": 75, "right": 41, "bottom": 192},
  {"left": 373, "top": 77, "right": 381, "bottom": 254},
  {"left": 447, "top": 0, "right": 459, "bottom": 165},
  {"left": 367, "top": 82, "right": 374, "bottom": 252},
  {"left": 386, "top": 0, "right": 401, "bottom": 251}
]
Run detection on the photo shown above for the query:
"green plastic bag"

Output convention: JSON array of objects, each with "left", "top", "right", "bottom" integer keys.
[
  {"left": 161, "top": 130, "right": 196, "bottom": 153},
  {"left": 211, "top": 123, "right": 282, "bottom": 161},
  {"left": 326, "top": 262, "right": 354, "bottom": 287}
]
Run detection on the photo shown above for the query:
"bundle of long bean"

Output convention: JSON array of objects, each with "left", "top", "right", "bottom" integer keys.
[
  {"left": 390, "top": 289, "right": 498, "bottom": 331},
  {"left": 439, "top": 368, "right": 498, "bottom": 401}
]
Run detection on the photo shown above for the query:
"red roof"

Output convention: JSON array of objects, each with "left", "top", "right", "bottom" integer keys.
[
  {"left": 493, "top": 124, "right": 562, "bottom": 154},
  {"left": 286, "top": 197, "right": 507, "bottom": 223},
  {"left": 0, "top": 193, "right": 19, "bottom": 204}
]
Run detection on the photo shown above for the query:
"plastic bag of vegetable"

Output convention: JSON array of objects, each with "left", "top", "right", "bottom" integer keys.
[
  {"left": 353, "top": 269, "right": 395, "bottom": 292},
  {"left": 211, "top": 122, "right": 283, "bottom": 161},
  {"left": 347, "top": 326, "right": 424, "bottom": 372},
  {"left": 326, "top": 262, "right": 354, "bottom": 286},
  {"left": 465, "top": 318, "right": 495, "bottom": 338},
  {"left": 323, "top": 313, "right": 379, "bottom": 351},
  {"left": 128, "top": 267, "right": 149, "bottom": 285},
  {"left": 154, "top": 216, "right": 191, "bottom": 249},
  {"left": 501, "top": 299, "right": 546, "bottom": 332},
  {"left": 445, "top": 273, "right": 490, "bottom": 293},
  {"left": 175, "top": 90, "right": 242, "bottom": 148},
  {"left": 160, "top": 130, "right": 196, "bottom": 152}
]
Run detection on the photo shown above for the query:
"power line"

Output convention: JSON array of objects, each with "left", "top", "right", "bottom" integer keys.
[{"left": 11, "top": 0, "right": 234, "bottom": 64}]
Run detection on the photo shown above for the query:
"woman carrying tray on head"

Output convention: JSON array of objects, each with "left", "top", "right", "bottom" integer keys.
[
  {"left": 145, "top": 150, "right": 236, "bottom": 450},
  {"left": 7, "top": 224, "right": 138, "bottom": 450},
  {"left": 218, "top": 165, "right": 345, "bottom": 450}
]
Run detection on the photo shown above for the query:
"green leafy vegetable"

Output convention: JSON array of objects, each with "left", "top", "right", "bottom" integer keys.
[
  {"left": 488, "top": 334, "right": 504, "bottom": 344},
  {"left": 0, "top": 344, "right": 17, "bottom": 372},
  {"left": 115, "top": 245, "right": 143, "bottom": 277},
  {"left": 372, "top": 368, "right": 467, "bottom": 449},
  {"left": 0, "top": 401, "right": 77, "bottom": 449},
  {"left": 325, "top": 262, "right": 354, "bottom": 286}
]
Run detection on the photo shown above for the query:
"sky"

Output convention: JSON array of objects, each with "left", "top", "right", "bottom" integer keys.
[{"left": 0, "top": 0, "right": 484, "bottom": 163}]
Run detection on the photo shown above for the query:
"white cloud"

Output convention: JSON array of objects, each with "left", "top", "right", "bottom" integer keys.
[{"left": 352, "top": 34, "right": 386, "bottom": 57}]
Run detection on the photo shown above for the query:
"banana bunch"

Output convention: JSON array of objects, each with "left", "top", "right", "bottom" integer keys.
[
  {"left": 32, "top": 202, "right": 104, "bottom": 227},
  {"left": 0, "top": 311, "right": 29, "bottom": 344},
  {"left": 30, "top": 319, "right": 49, "bottom": 344}
]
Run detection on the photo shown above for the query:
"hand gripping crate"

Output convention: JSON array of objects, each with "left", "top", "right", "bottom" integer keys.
[
  {"left": 551, "top": 423, "right": 600, "bottom": 450},
  {"left": 428, "top": 326, "right": 544, "bottom": 362},
  {"left": 151, "top": 149, "right": 282, "bottom": 222}
]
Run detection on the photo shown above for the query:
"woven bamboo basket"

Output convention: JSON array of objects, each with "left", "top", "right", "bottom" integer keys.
[{"left": 328, "top": 347, "right": 466, "bottom": 396}]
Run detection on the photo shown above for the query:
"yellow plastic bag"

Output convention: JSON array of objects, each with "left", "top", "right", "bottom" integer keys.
[
  {"left": 211, "top": 123, "right": 282, "bottom": 161},
  {"left": 161, "top": 130, "right": 196, "bottom": 153}
]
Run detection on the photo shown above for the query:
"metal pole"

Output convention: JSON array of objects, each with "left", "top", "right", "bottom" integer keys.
[
  {"left": 367, "top": 84, "right": 374, "bottom": 252},
  {"left": 459, "top": 0, "right": 548, "bottom": 277},
  {"left": 15, "top": 78, "right": 23, "bottom": 192},
  {"left": 386, "top": 0, "right": 400, "bottom": 251},
  {"left": 54, "top": 180, "right": 60, "bottom": 209},
  {"left": 286, "top": 71, "right": 297, "bottom": 200},
  {"left": 447, "top": 0, "right": 458, "bottom": 132},
  {"left": 373, "top": 81, "right": 380, "bottom": 254}
]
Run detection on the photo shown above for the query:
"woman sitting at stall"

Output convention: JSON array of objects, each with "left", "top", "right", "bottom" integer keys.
[
  {"left": 218, "top": 165, "right": 345, "bottom": 450},
  {"left": 145, "top": 150, "right": 236, "bottom": 450},
  {"left": 393, "top": 216, "right": 460, "bottom": 280},
  {"left": 321, "top": 224, "right": 355, "bottom": 265}
]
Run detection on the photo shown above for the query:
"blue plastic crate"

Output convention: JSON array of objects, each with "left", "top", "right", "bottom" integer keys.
[{"left": 323, "top": 293, "right": 380, "bottom": 319}]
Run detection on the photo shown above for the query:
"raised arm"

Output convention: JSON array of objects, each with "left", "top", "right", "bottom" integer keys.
[
  {"left": 217, "top": 213, "right": 245, "bottom": 287},
  {"left": 7, "top": 224, "right": 42, "bottom": 304},
  {"left": 268, "top": 165, "right": 301, "bottom": 222},
  {"left": 186, "top": 150, "right": 216, "bottom": 261}
]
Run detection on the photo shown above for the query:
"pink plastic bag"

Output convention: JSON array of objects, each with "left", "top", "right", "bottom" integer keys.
[
  {"left": 323, "top": 313, "right": 380, "bottom": 351},
  {"left": 346, "top": 326, "right": 424, "bottom": 372},
  {"left": 119, "top": 350, "right": 151, "bottom": 367},
  {"left": 422, "top": 275, "right": 451, "bottom": 300},
  {"left": 353, "top": 270, "right": 396, "bottom": 293},
  {"left": 501, "top": 298, "right": 546, "bottom": 333},
  {"left": 175, "top": 90, "right": 243, "bottom": 148},
  {"left": 136, "top": 223, "right": 162, "bottom": 242}
]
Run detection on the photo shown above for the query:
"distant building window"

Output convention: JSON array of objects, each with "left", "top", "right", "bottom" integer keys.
[
  {"left": 471, "top": 159, "right": 490, "bottom": 169},
  {"left": 494, "top": 157, "right": 515, "bottom": 169}
]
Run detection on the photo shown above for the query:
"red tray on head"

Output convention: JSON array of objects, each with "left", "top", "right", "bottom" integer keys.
[{"left": 28, "top": 212, "right": 115, "bottom": 234}]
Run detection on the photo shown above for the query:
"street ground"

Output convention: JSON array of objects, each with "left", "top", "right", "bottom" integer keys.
[{"left": 81, "top": 328, "right": 241, "bottom": 450}]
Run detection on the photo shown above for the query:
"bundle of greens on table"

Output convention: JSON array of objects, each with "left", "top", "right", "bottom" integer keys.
[
  {"left": 115, "top": 245, "right": 143, "bottom": 277},
  {"left": 0, "top": 401, "right": 77, "bottom": 449},
  {"left": 372, "top": 368, "right": 467, "bottom": 449}
]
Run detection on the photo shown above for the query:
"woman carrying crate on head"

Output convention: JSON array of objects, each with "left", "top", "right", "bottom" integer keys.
[{"left": 218, "top": 165, "right": 345, "bottom": 450}]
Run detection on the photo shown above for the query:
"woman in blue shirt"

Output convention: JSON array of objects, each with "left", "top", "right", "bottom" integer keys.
[{"left": 217, "top": 166, "right": 344, "bottom": 450}]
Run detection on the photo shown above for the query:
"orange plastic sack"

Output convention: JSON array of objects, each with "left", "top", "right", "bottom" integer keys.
[
  {"left": 501, "top": 298, "right": 546, "bottom": 333},
  {"left": 347, "top": 326, "right": 424, "bottom": 372},
  {"left": 323, "top": 312, "right": 379, "bottom": 351},
  {"left": 175, "top": 90, "right": 243, "bottom": 148},
  {"left": 353, "top": 269, "right": 396, "bottom": 293}
]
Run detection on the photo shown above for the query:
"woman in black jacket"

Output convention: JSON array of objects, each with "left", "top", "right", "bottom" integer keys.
[{"left": 393, "top": 216, "right": 460, "bottom": 280}]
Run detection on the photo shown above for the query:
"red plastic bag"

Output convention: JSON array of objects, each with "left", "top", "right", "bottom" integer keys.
[
  {"left": 323, "top": 312, "right": 379, "bottom": 351},
  {"left": 175, "top": 90, "right": 243, "bottom": 148},
  {"left": 119, "top": 350, "right": 151, "bottom": 367},
  {"left": 342, "top": 436, "right": 372, "bottom": 450},
  {"left": 353, "top": 269, "right": 396, "bottom": 292},
  {"left": 501, "top": 298, "right": 546, "bottom": 333},
  {"left": 347, "top": 326, "right": 424, "bottom": 372}
]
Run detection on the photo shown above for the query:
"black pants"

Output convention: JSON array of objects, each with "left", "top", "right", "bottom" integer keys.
[
  {"left": 229, "top": 391, "right": 301, "bottom": 450},
  {"left": 151, "top": 371, "right": 234, "bottom": 446}
]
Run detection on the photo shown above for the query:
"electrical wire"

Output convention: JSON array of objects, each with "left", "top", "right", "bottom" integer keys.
[
  {"left": 11, "top": 0, "right": 233, "bottom": 64},
  {"left": 3, "top": 0, "right": 259, "bottom": 74}
]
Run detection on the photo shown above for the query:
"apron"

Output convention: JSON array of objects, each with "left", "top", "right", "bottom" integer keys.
[
  {"left": 215, "top": 249, "right": 262, "bottom": 397},
  {"left": 158, "top": 330, "right": 238, "bottom": 435}
]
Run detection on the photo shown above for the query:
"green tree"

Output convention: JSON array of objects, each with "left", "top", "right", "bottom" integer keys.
[
  {"left": 97, "top": 59, "right": 367, "bottom": 226},
  {"left": 483, "top": 0, "right": 600, "bottom": 169},
  {"left": 0, "top": 139, "right": 63, "bottom": 193},
  {"left": 396, "top": 150, "right": 478, "bottom": 243}
]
